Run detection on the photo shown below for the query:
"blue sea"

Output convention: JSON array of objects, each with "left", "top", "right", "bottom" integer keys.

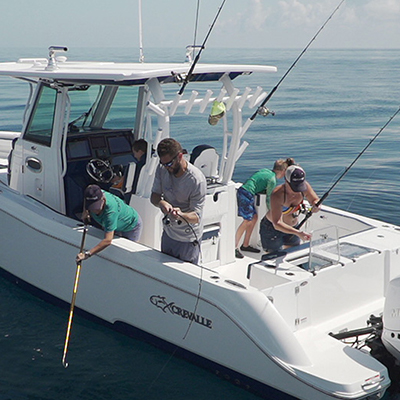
[{"left": 1, "top": 47, "right": 400, "bottom": 400}]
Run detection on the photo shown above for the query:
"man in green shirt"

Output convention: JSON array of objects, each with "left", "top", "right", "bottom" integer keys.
[{"left": 76, "top": 184, "right": 142, "bottom": 262}]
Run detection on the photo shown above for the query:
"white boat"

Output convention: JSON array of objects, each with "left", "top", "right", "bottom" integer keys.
[{"left": 1, "top": 46, "right": 400, "bottom": 400}]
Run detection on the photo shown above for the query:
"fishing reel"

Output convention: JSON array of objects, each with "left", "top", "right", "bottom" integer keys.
[
  {"left": 171, "top": 71, "right": 184, "bottom": 84},
  {"left": 300, "top": 203, "right": 309, "bottom": 215},
  {"left": 163, "top": 214, "right": 182, "bottom": 225},
  {"left": 257, "top": 106, "right": 275, "bottom": 117}
]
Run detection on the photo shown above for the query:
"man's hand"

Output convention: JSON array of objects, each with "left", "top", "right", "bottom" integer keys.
[
  {"left": 298, "top": 231, "right": 312, "bottom": 241},
  {"left": 158, "top": 199, "right": 174, "bottom": 215},
  {"left": 75, "top": 251, "right": 91, "bottom": 263}
]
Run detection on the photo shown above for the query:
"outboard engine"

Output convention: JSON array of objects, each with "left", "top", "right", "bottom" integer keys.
[{"left": 382, "top": 276, "right": 400, "bottom": 362}]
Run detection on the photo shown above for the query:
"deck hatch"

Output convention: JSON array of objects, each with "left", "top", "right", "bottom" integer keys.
[{"left": 325, "top": 242, "right": 377, "bottom": 260}]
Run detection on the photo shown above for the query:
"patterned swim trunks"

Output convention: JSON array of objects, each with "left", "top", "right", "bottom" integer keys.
[{"left": 237, "top": 186, "right": 256, "bottom": 221}]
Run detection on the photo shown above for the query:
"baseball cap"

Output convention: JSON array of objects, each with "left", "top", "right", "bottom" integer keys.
[
  {"left": 285, "top": 165, "right": 307, "bottom": 192},
  {"left": 84, "top": 184, "right": 104, "bottom": 211}
]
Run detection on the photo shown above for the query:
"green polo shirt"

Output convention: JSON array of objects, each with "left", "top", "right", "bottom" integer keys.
[{"left": 90, "top": 191, "right": 139, "bottom": 232}]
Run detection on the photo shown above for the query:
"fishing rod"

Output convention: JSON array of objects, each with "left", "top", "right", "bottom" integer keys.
[
  {"left": 250, "top": 0, "right": 345, "bottom": 120},
  {"left": 297, "top": 105, "right": 400, "bottom": 229},
  {"left": 177, "top": 0, "right": 227, "bottom": 96}
]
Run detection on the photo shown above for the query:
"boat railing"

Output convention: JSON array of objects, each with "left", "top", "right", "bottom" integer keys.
[{"left": 153, "top": 87, "right": 267, "bottom": 117}]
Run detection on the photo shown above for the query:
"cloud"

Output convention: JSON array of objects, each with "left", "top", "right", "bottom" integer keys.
[
  {"left": 217, "top": 0, "right": 271, "bottom": 34},
  {"left": 211, "top": 0, "right": 346, "bottom": 48},
  {"left": 278, "top": 0, "right": 314, "bottom": 25},
  {"left": 208, "top": 0, "right": 400, "bottom": 49},
  {"left": 249, "top": 0, "right": 271, "bottom": 30},
  {"left": 341, "top": 0, "right": 400, "bottom": 25},
  {"left": 364, "top": 0, "right": 400, "bottom": 21},
  {"left": 227, "top": 0, "right": 347, "bottom": 31}
]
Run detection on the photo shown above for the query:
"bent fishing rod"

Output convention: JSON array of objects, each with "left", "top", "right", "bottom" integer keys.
[
  {"left": 177, "top": 0, "right": 226, "bottom": 96},
  {"left": 250, "top": 0, "right": 345, "bottom": 120},
  {"left": 297, "top": 105, "right": 400, "bottom": 229}
]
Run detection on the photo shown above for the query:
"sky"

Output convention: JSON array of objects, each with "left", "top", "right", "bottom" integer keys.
[{"left": 0, "top": 0, "right": 399, "bottom": 51}]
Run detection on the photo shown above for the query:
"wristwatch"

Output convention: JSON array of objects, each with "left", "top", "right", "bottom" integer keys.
[{"left": 84, "top": 250, "right": 92, "bottom": 259}]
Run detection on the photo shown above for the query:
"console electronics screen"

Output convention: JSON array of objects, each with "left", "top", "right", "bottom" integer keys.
[
  {"left": 90, "top": 136, "right": 107, "bottom": 149},
  {"left": 108, "top": 136, "right": 131, "bottom": 154},
  {"left": 67, "top": 139, "right": 91, "bottom": 159}
]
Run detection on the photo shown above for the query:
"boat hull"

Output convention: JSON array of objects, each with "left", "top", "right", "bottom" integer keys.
[{"left": 0, "top": 183, "right": 390, "bottom": 400}]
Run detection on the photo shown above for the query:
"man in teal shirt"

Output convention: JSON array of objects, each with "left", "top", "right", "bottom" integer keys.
[{"left": 76, "top": 184, "right": 142, "bottom": 262}]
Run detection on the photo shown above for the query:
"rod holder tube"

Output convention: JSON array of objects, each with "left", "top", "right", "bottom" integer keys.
[
  {"left": 225, "top": 88, "right": 240, "bottom": 111},
  {"left": 184, "top": 91, "right": 199, "bottom": 115},
  {"left": 248, "top": 87, "right": 263, "bottom": 108},
  {"left": 238, "top": 87, "right": 251, "bottom": 110},
  {"left": 169, "top": 93, "right": 182, "bottom": 116},
  {"left": 199, "top": 90, "right": 213, "bottom": 113},
  {"left": 147, "top": 101, "right": 166, "bottom": 117}
]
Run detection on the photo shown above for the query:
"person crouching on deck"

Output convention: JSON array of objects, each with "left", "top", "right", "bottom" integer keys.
[
  {"left": 259, "top": 165, "right": 320, "bottom": 253},
  {"left": 76, "top": 184, "right": 142, "bottom": 262}
]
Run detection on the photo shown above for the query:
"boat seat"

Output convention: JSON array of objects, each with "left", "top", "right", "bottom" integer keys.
[
  {"left": 116, "top": 159, "right": 146, "bottom": 203},
  {"left": 123, "top": 161, "right": 137, "bottom": 194},
  {"left": 190, "top": 144, "right": 219, "bottom": 179}
]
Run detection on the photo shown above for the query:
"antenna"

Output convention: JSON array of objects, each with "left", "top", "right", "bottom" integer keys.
[
  {"left": 46, "top": 46, "right": 68, "bottom": 71},
  {"left": 138, "top": 0, "right": 145, "bottom": 63}
]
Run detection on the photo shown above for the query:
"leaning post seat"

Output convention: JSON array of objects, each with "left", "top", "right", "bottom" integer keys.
[
  {"left": 190, "top": 144, "right": 219, "bottom": 181},
  {"left": 122, "top": 161, "right": 136, "bottom": 193}
]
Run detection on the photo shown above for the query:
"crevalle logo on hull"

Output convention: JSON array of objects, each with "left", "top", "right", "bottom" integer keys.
[{"left": 150, "top": 295, "right": 213, "bottom": 329}]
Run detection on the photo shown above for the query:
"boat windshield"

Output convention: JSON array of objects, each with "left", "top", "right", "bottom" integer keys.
[{"left": 68, "top": 85, "right": 139, "bottom": 131}]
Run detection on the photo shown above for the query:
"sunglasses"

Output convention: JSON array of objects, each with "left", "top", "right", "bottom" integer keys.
[{"left": 160, "top": 153, "right": 179, "bottom": 168}]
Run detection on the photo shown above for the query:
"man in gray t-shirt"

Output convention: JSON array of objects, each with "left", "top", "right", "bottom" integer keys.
[{"left": 151, "top": 138, "right": 206, "bottom": 264}]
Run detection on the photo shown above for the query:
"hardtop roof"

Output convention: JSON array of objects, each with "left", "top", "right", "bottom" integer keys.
[{"left": 0, "top": 59, "right": 277, "bottom": 85}]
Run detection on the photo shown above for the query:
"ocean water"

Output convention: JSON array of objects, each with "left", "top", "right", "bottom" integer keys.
[{"left": 1, "top": 47, "right": 400, "bottom": 400}]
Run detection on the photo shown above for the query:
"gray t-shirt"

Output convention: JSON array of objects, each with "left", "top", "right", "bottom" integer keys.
[{"left": 152, "top": 162, "right": 206, "bottom": 242}]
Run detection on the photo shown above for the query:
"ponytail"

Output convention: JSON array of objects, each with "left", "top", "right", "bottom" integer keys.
[
  {"left": 273, "top": 157, "right": 296, "bottom": 172},
  {"left": 286, "top": 157, "right": 295, "bottom": 167}
]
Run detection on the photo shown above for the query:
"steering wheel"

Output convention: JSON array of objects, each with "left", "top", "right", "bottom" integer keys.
[{"left": 86, "top": 158, "right": 114, "bottom": 183}]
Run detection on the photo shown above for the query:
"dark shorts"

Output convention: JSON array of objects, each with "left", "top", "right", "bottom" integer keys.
[
  {"left": 237, "top": 187, "right": 256, "bottom": 221},
  {"left": 259, "top": 217, "right": 300, "bottom": 252},
  {"left": 161, "top": 231, "right": 201, "bottom": 265}
]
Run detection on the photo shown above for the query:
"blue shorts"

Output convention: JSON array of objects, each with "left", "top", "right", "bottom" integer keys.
[
  {"left": 259, "top": 217, "right": 300, "bottom": 252},
  {"left": 237, "top": 187, "right": 256, "bottom": 221}
]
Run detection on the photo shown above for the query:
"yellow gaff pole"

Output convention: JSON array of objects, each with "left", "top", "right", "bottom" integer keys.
[{"left": 62, "top": 225, "right": 88, "bottom": 368}]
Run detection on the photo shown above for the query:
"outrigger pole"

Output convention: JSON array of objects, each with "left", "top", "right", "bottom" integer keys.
[
  {"left": 177, "top": 0, "right": 227, "bottom": 96},
  {"left": 138, "top": 0, "right": 145, "bottom": 63},
  {"left": 297, "top": 105, "right": 400, "bottom": 229},
  {"left": 250, "top": 0, "right": 345, "bottom": 121}
]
